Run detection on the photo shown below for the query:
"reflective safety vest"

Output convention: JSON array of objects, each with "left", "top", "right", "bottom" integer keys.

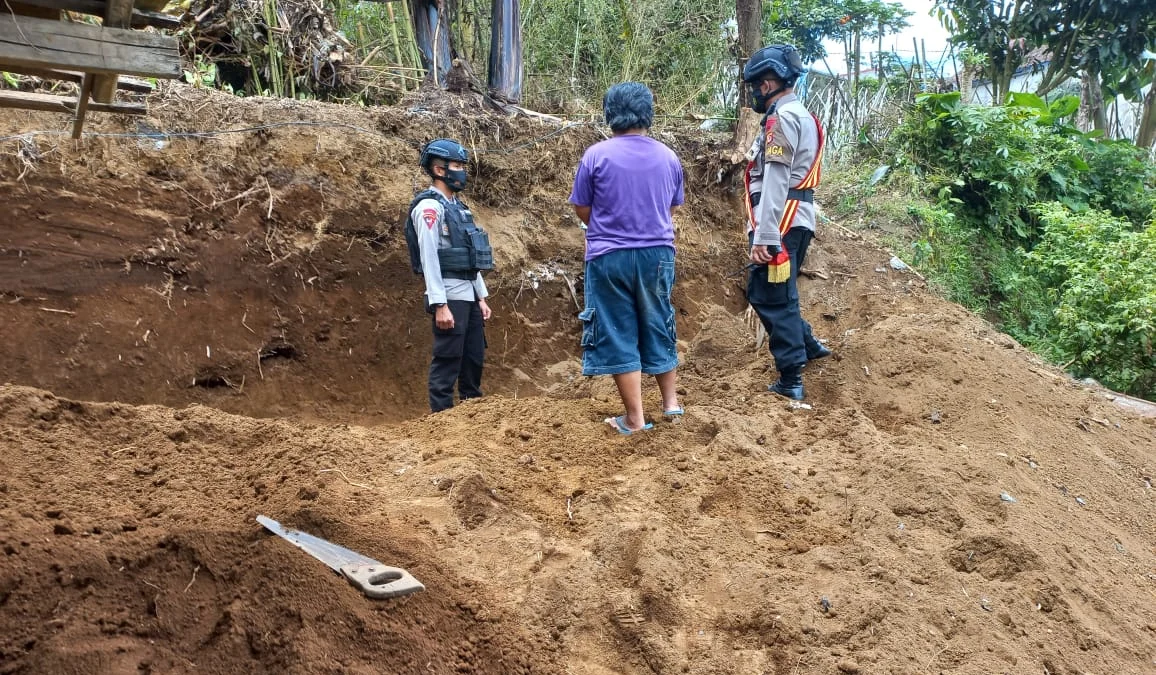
[{"left": 744, "top": 112, "right": 825, "bottom": 283}]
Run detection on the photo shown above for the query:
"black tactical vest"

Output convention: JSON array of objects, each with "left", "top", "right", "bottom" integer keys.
[{"left": 404, "top": 189, "right": 495, "bottom": 280}]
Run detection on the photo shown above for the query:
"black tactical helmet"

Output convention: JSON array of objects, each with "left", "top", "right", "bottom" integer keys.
[
  {"left": 743, "top": 44, "right": 806, "bottom": 85},
  {"left": 419, "top": 138, "right": 468, "bottom": 171}
]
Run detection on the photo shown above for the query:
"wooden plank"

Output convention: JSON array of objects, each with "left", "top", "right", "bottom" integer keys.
[
  {"left": 71, "top": 72, "right": 94, "bottom": 137},
  {"left": 0, "top": 64, "right": 154, "bottom": 92},
  {"left": 130, "top": 8, "right": 181, "bottom": 29},
  {"left": 91, "top": 0, "right": 132, "bottom": 103},
  {"left": 4, "top": 0, "right": 96, "bottom": 14},
  {"left": 0, "top": 14, "right": 180, "bottom": 79},
  {"left": 0, "top": 88, "right": 147, "bottom": 114},
  {"left": 5, "top": 1, "right": 60, "bottom": 19},
  {"left": 0, "top": 12, "right": 179, "bottom": 50},
  {"left": 5, "top": 0, "right": 182, "bottom": 28}
]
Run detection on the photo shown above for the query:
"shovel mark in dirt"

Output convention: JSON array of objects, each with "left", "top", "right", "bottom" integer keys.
[
  {"left": 451, "top": 473, "right": 502, "bottom": 529},
  {"left": 258, "top": 341, "right": 298, "bottom": 362},
  {"left": 890, "top": 499, "right": 966, "bottom": 535},
  {"left": 947, "top": 535, "right": 1043, "bottom": 580}
]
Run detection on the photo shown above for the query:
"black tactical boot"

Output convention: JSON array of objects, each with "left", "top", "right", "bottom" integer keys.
[
  {"left": 806, "top": 340, "right": 832, "bottom": 361},
  {"left": 768, "top": 367, "right": 805, "bottom": 400}
]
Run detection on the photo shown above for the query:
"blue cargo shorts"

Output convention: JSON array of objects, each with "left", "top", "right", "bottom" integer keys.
[{"left": 579, "top": 246, "right": 679, "bottom": 376}]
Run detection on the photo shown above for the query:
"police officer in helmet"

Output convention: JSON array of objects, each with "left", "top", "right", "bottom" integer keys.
[
  {"left": 742, "top": 44, "right": 831, "bottom": 401},
  {"left": 405, "top": 138, "right": 494, "bottom": 412}
]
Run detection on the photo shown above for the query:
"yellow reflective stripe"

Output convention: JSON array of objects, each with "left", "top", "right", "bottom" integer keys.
[{"left": 777, "top": 199, "right": 800, "bottom": 235}]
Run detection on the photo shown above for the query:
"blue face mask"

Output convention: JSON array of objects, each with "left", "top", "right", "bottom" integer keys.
[{"left": 443, "top": 168, "right": 467, "bottom": 192}]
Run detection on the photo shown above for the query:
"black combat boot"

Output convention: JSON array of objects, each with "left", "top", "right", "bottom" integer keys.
[
  {"left": 806, "top": 340, "right": 832, "bottom": 361},
  {"left": 768, "top": 367, "right": 805, "bottom": 400}
]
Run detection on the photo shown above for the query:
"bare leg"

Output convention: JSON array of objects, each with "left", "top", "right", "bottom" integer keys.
[
  {"left": 654, "top": 369, "right": 680, "bottom": 412},
  {"left": 611, "top": 371, "right": 646, "bottom": 430}
]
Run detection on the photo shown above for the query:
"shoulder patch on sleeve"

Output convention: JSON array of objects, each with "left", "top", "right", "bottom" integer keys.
[
  {"left": 765, "top": 114, "right": 793, "bottom": 166},
  {"left": 422, "top": 208, "right": 439, "bottom": 230}
]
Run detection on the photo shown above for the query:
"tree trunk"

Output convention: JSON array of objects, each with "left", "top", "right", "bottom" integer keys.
[
  {"left": 1137, "top": 68, "right": 1156, "bottom": 149},
  {"left": 735, "top": 0, "right": 761, "bottom": 109},
  {"left": 1083, "top": 61, "right": 1108, "bottom": 133},
  {"left": 412, "top": 0, "right": 454, "bottom": 87},
  {"left": 877, "top": 24, "right": 883, "bottom": 77},
  {"left": 487, "top": 0, "right": 522, "bottom": 102},
  {"left": 852, "top": 31, "right": 861, "bottom": 92},
  {"left": 996, "top": 54, "right": 1014, "bottom": 104}
]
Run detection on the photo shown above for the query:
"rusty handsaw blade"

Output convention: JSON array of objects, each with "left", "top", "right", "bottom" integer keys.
[{"left": 257, "top": 515, "right": 425, "bottom": 600}]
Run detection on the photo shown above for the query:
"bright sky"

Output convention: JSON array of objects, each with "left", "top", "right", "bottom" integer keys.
[{"left": 816, "top": 0, "right": 953, "bottom": 75}]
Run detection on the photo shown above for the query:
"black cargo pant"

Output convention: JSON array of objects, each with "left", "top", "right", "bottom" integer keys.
[
  {"left": 747, "top": 228, "right": 823, "bottom": 373},
  {"left": 429, "top": 299, "right": 485, "bottom": 413}
]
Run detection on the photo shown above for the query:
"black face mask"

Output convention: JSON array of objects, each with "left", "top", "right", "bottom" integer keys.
[
  {"left": 750, "top": 81, "right": 786, "bottom": 114},
  {"left": 442, "top": 168, "right": 467, "bottom": 192},
  {"left": 751, "top": 85, "right": 771, "bottom": 114}
]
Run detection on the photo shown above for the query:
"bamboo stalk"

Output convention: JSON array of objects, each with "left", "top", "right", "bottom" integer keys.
[
  {"left": 386, "top": 1, "right": 405, "bottom": 90},
  {"left": 570, "top": 0, "right": 581, "bottom": 92},
  {"left": 399, "top": 0, "right": 422, "bottom": 80},
  {"left": 264, "top": 0, "right": 282, "bottom": 97}
]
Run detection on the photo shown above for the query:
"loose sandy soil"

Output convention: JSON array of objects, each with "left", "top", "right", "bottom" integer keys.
[{"left": 2, "top": 86, "right": 1155, "bottom": 674}]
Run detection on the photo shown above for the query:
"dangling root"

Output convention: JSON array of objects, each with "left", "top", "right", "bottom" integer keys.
[{"left": 743, "top": 305, "right": 767, "bottom": 352}]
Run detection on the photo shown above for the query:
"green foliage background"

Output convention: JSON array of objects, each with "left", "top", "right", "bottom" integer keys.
[
  {"left": 883, "top": 92, "right": 1156, "bottom": 398},
  {"left": 519, "top": 0, "right": 736, "bottom": 114},
  {"left": 316, "top": 0, "right": 910, "bottom": 112}
]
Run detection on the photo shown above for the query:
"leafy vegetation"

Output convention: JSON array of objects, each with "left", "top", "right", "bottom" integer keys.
[
  {"left": 1027, "top": 204, "right": 1156, "bottom": 397},
  {"left": 886, "top": 91, "right": 1156, "bottom": 398},
  {"left": 763, "top": 0, "right": 910, "bottom": 66},
  {"left": 519, "top": 0, "right": 736, "bottom": 113},
  {"left": 933, "top": 0, "right": 1156, "bottom": 144}
]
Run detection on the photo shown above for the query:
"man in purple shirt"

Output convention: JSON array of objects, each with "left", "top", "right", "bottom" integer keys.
[{"left": 570, "top": 82, "right": 685, "bottom": 434}]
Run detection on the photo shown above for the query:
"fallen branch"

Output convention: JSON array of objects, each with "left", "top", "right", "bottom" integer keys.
[
  {"left": 925, "top": 646, "right": 949, "bottom": 670},
  {"left": 558, "top": 270, "right": 581, "bottom": 310},
  {"left": 183, "top": 565, "right": 199, "bottom": 593},
  {"left": 799, "top": 268, "right": 830, "bottom": 281},
  {"left": 204, "top": 183, "right": 262, "bottom": 212},
  {"left": 318, "top": 468, "right": 373, "bottom": 490},
  {"left": 261, "top": 175, "right": 274, "bottom": 220},
  {"left": 38, "top": 307, "right": 75, "bottom": 315}
]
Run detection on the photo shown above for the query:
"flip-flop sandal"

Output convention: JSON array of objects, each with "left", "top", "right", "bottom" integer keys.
[
  {"left": 605, "top": 415, "right": 653, "bottom": 436},
  {"left": 662, "top": 408, "right": 685, "bottom": 419}
]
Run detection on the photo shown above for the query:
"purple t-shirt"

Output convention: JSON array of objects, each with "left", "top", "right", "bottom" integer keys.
[{"left": 569, "top": 135, "right": 685, "bottom": 261}]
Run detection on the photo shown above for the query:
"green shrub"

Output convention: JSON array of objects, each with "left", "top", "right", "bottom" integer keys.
[
  {"left": 1082, "top": 139, "right": 1156, "bottom": 227},
  {"left": 889, "top": 93, "right": 1156, "bottom": 397},
  {"left": 907, "top": 202, "right": 988, "bottom": 310},
  {"left": 895, "top": 92, "right": 1156, "bottom": 235},
  {"left": 893, "top": 91, "right": 1090, "bottom": 241},
  {"left": 1026, "top": 204, "right": 1156, "bottom": 399}
]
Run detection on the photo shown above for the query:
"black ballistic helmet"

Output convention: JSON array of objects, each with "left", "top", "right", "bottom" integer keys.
[
  {"left": 419, "top": 138, "right": 469, "bottom": 173},
  {"left": 743, "top": 44, "right": 806, "bottom": 85}
]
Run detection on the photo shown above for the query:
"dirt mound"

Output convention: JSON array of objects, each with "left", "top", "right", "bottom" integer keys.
[
  {"left": 3, "top": 87, "right": 1156, "bottom": 674},
  {"left": 0, "top": 86, "right": 736, "bottom": 425},
  {"left": 0, "top": 390, "right": 549, "bottom": 674}
]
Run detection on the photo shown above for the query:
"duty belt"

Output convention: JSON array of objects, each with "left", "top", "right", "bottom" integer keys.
[{"left": 787, "top": 188, "right": 814, "bottom": 203}]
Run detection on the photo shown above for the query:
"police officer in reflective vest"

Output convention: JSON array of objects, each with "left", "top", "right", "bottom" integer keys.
[
  {"left": 404, "top": 139, "right": 495, "bottom": 412},
  {"left": 743, "top": 44, "right": 831, "bottom": 401}
]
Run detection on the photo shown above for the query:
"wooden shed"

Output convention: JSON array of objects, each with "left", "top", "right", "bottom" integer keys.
[{"left": 0, "top": 0, "right": 182, "bottom": 136}]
